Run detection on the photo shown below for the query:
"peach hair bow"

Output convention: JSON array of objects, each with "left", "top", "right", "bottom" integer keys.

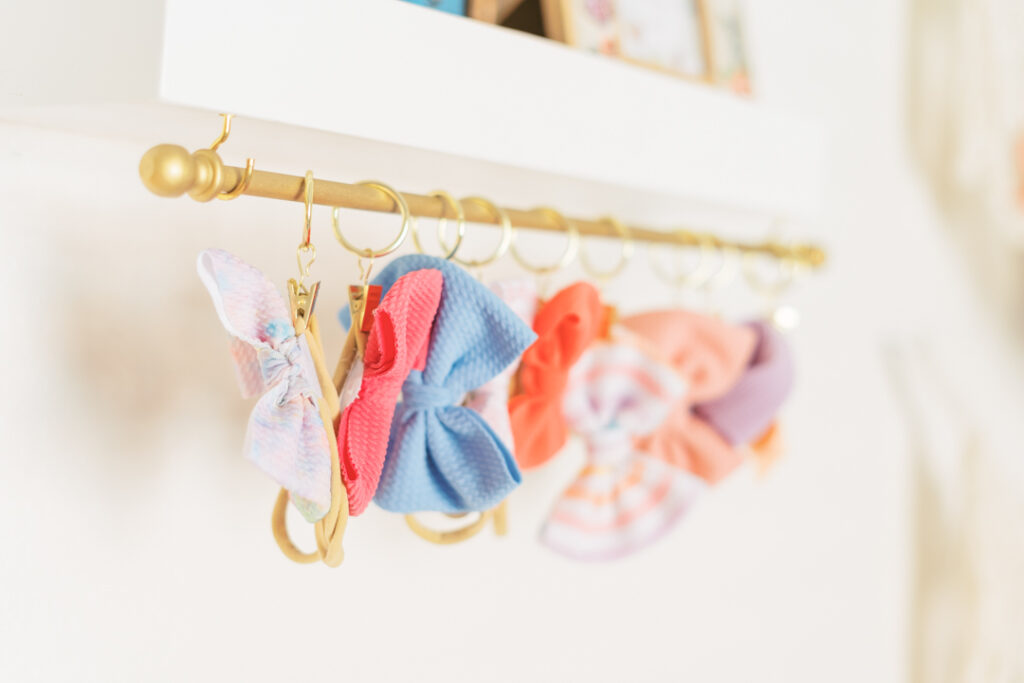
[
  {"left": 508, "top": 282, "right": 605, "bottom": 469},
  {"left": 620, "top": 310, "right": 757, "bottom": 483}
]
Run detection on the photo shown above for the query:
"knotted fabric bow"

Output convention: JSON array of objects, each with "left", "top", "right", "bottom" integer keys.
[
  {"left": 508, "top": 282, "right": 605, "bottom": 469},
  {"left": 336, "top": 268, "right": 443, "bottom": 515},
  {"left": 197, "top": 249, "right": 331, "bottom": 522},
  {"left": 340, "top": 255, "right": 537, "bottom": 513},
  {"left": 463, "top": 279, "right": 538, "bottom": 449},
  {"left": 694, "top": 320, "right": 795, "bottom": 446},
  {"left": 541, "top": 342, "right": 706, "bottom": 561},
  {"left": 621, "top": 310, "right": 757, "bottom": 483}
]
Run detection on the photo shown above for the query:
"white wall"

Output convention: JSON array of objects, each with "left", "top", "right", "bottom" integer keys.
[{"left": 2, "top": 1, "right": 1021, "bottom": 681}]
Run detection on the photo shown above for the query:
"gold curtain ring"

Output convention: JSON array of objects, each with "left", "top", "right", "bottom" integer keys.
[
  {"left": 703, "top": 243, "right": 740, "bottom": 291},
  {"left": 510, "top": 207, "right": 580, "bottom": 275},
  {"left": 301, "top": 170, "right": 314, "bottom": 247},
  {"left": 649, "top": 230, "right": 717, "bottom": 287},
  {"left": 411, "top": 190, "right": 466, "bottom": 260},
  {"left": 579, "top": 216, "right": 633, "bottom": 281},
  {"left": 332, "top": 181, "right": 411, "bottom": 258},
  {"left": 440, "top": 196, "right": 513, "bottom": 268},
  {"left": 742, "top": 247, "right": 797, "bottom": 298}
]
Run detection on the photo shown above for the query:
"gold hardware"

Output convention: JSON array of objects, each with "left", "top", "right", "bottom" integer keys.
[
  {"left": 210, "top": 113, "right": 233, "bottom": 152},
  {"left": 649, "top": 230, "right": 717, "bottom": 288},
  {"left": 411, "top": 190, "right": 466, "bottom": 260},
  {"left": 331, "top": 180, "right": 411, "bottom": 259},
  {"left": 138, "top": 117, "right": 828, "bottom": 269},
  {"left": 439, "top": 196, "right": 514, "bottom": 268},
  {"left": 510, "top": 207, "right": 580, "bottom": 275},
  {"left": 208, "top": 114, "right": 255, "bottom": 201},
  {"left": 287, "top": 171, "right": 321, "bottom": 335},
  {"left": 579, "top": 216, "right": 633, "bottom": 282},
  {"left": 742, "top": 248, "right": 798, "bottom": 298},
  {"left": 218, "top": 158, "right": 254, "bottom": 200}
]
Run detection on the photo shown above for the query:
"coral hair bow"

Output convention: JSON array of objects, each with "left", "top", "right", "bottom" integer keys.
[
  {"left": 541, "top": 342, "right": 706, "bottom": 561},
  {"left": 508, "top": 282, "right": 605, "bottom": 469},
  {"left": 197, "top": 249, "right": 331, "bottom": 522},
  {"left": 335, "top": 268, "right": 443, "bottom": 515},
  {"left": 694, "top": 320, "right": 796, "bottom": 446},
  {"left": 341, "top": 255, "right": 537, "bottom": 513},
  {"left": 620, "top": 310, "right": 757, "bottom": 483}
]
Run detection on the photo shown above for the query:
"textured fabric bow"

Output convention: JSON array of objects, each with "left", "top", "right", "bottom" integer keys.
[
  {"left": 508, "top": 282, "right": 605, "bottom": 469},
  {"left": 463, "top": 279, "right": 537, "bottom": 449},
  {"left": 197, "top": 249, "right": 331, "bottom": 522},
  {"left": 541, "top": 342, "right": 706, "bottom": 561},
  {"left": 340, "top": 255, "right": 537, "bottom": 514},
  {"left": 335, "top": 268, "right": 443, "bottom": 515},
  {"left": 620, "top": 310, "right": 757, "bottom": 483},
  {"left": 694, "top": 320, "right": 795, "bottom": 446}
]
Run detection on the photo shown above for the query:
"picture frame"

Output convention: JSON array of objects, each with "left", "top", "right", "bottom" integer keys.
[
  {"left": 703, "top": 0, "right": 752, "bottom": 94},
  {"left": 539, "top": 0, "right": 714, "bottom": 82},
  {"left": 401, "top": 0, "right": 468, "bottom": 16}
]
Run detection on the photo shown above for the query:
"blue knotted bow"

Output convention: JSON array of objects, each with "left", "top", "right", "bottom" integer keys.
[{"left": 340, "top": 255, "right": 537, "bottom": 513}]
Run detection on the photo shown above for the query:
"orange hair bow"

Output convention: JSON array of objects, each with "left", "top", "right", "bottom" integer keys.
[
  {"left": 508, "top": 282, "right": 605, "bottom": 469},
  {"left": 620, "top": 310, "right": 757, "bottom": 483}
]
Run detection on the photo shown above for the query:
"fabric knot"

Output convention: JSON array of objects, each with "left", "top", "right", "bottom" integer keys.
[
  {"left": 401, "top": 373, "right": 460, "bottom": 411},
  {"left": 582, "top": 428, "right": 633, "bottom": 466},
  {"left": 257, "top": 339, "right": 312, "bottom": 405}
]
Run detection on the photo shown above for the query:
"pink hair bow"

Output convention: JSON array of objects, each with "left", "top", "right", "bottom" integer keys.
[
  {"left": 540, "top": 342, "right": 706, "bottom": 561},
  {"left": 620, "top": 310, "right": 757, "bottom": 483},
  {"left": 463, "top": 279, "right": 538, "bottom": 449},
  {"left": 336, "top": 269, "right": 443, "bottom": 515},
  {"left": 197, "top": 249, "right": 331, "bottom": 523}
]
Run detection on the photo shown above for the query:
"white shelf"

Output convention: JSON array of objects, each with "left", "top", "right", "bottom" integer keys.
[{"left": 0, "top": 0, "right": 825, "bottom": 220}]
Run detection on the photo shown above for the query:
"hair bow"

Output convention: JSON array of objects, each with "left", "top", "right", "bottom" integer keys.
[
  {"left": 540, "top": 342, "right": 706, "bottom": 561},
  {"left": 620, "top": 310, "right": 757, "bottom": 483},
  {"left": 508, "top": 282, "right": 605, "bottom": 469},
  {"left": 197, "top": 249, "right": 331, "bottom": 522},
  {"left": 463, "top": 279, "right": 538, "bottom": 449},
  {"left": 335, "top": 269, "right": 443, "bottom": 515},
  {"left": 340, "top": 255, "right": 537, "bottom": 513},
  {"left": 694, "top": 320, "right": 795, "bottom": 446}
]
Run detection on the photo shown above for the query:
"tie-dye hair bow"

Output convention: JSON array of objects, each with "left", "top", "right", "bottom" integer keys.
[
  {"left": 197, "top": 249, "right": 332, "bottom": 522},
  {"left": 341, "top": 255, "right": 537, "bottom": 513},
  {"left": 541, "top": 342, "right": 707, "bottom": 561}
]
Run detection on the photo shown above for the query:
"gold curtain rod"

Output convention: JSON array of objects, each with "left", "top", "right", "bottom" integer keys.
[{"left": 138, "top": 140, "right": 826, "bottom": 268}]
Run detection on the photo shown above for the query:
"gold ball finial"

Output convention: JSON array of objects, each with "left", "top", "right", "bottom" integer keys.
[{"left": 139, "top": 144, "right": 196, "bottom": 197}]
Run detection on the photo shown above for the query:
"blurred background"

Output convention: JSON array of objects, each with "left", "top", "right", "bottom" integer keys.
[{"left": 1, "top": 0, "right": 1023, "bottom": 681}]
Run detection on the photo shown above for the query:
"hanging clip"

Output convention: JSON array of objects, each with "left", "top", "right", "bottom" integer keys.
[{"left": 288, "top": 278, "right": 320, "bottom": 335}]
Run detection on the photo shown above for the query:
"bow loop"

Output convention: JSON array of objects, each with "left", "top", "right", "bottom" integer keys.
[
  {"left": 694, "top": 320, "right": 795, "bottom": 446},
  {"left": 620, "top": 310, "right": 757, "bottom": 403},
  {"left": 464, "top": 279, "right": 538, "bottom": 449},
  {"left": 340, "top": 255, "right": 536, "bottom": 514},
  {"left": 197, "top": 249, "right": 331, "bottom": 523},
  {"left": 509, "top": 282, "right": 605, "bottom": 469}
]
